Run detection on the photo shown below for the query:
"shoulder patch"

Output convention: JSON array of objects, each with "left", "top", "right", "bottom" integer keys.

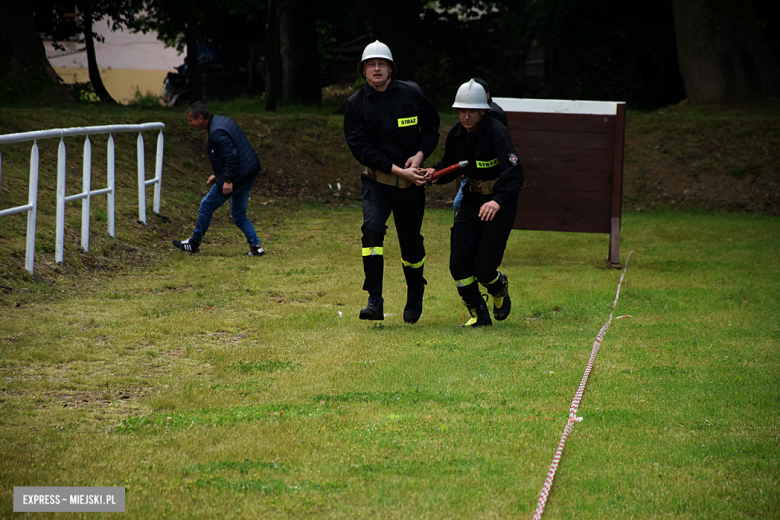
[{"left": 508, "top": 153, "right": 518, "bottom": 165}]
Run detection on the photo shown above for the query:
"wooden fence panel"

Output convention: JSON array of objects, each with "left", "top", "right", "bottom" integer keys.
[{"left": 493, "top": 98, "right": 626, "bottom": 266}]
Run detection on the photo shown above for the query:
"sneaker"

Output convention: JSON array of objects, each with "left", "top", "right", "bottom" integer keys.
[
  {"left": 359, "top": 295, "right": 384, "bottom": 321},
  {"left": 403, "top": 283, "right": 425, "bottom": 324},
  {"left": 247, "top": 245, "right": 265, "bottom": 257},
  {"left": 172, "top": 238, "right": 200, "bottom": 253}
]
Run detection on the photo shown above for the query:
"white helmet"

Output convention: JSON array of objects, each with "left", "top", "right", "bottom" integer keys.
[
  {"left": 358, "top": 40, "right": 396, "bottom": 76},
  {"left": 452, "top": 79, "right": 491, "bottom": 109}
]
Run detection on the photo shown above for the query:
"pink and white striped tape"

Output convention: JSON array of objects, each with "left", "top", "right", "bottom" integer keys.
[{"left": 532, "top": 250, "right": 633, "bottom": 520}]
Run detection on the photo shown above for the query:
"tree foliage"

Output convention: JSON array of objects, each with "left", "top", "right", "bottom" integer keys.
[
  {"left": 138, "top": 0, "right": 265, "bottom": 58},
  {"left": 267, "top": 0, "right": 321, "bottom": 107},
  {"left": 24, "top": 0, "right": 780, "bottom": 110},
  {"left": 2, "top": 0, "right": 52, "bottom": 77},
  {"left": 417, "top": 0, "right": 529, "bottom": 103},
  {"left": 0, "top": 0, "right": 71, "bottom": 101},
  {"left": 136, "top": 0, "right": 266, "bottom": 102},
  {"left": 373, "top": 0, "right": 421, "bottom": 81},
  {"left": 33, "top": 0, "right": 147, "bottom": 103},
  {"left": 416, "top": 0, "right": 685, "bottom": 109},
  {"left": 673, "top": 0, "right": 780, "bottom": 105}
]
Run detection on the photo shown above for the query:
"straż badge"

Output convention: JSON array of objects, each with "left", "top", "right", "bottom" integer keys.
[{"left": 508, "top": 153, "right": 518, "bottom": 165}]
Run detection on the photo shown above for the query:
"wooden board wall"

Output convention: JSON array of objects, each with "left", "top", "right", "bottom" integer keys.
[{"left": 506, "top": 106, "right": 625, "bottom": 236}]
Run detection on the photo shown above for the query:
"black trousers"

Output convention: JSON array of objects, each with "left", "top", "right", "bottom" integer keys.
[
  {"left": 450, "top": 193, "right": 517, "bottom": 285},
  {"left": 361, "top": 175, "right": 426, "bottom": 295}
]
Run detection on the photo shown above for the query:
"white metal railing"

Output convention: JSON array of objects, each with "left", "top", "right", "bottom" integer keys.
[{"left": 0, "top": 123, "right": 165, "bottom": 273}]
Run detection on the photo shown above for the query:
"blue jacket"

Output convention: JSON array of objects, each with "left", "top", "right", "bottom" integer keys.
[{"left": 207, "top": 115, "right": 261, "bottom": 187}]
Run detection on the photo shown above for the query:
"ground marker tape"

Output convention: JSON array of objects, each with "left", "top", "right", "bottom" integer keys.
[{"left": 532, "top": 250, "right": 633, "bottom": 520}]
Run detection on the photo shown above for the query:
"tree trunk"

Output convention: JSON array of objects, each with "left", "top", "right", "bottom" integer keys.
[
  {"left": 373, "top": 0, "right": 420, "bottom": 82},
  {"left": 278, "top": 0, "right": 321, "bottom": 104},
  {"left": 0, "top": 0, "right": 66, "bottom": 94},
  {"left": 81, "top": 8, "right": 115, "bottom": 104},
  {"left": 265, "top": 0, "right": 281, "bottom": 111},
  {"left": 186, "top": 4, "right": 202, "bottom": 104},
  {"left": 0, "top": 0, "right": 48, "bottom": 76},
  {"left": 672, "top": 0, "right": 780, "bottom": 105}
]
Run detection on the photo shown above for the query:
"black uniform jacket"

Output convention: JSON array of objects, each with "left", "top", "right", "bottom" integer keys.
[
  {"left": 344, "top": 79, "right": 440, "bottom": 175},
  {"left": 434, "top": 115, "right": 524, "bottom": 208},
  {"left": 488, "top": 100, "right": 508, "bottom": 127}
]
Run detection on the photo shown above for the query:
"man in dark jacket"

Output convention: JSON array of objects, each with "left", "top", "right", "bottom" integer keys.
[
  {"left": 173, "top": 102, "right": 265, "bottom": 256},
  {"left": 343, "top": 40, "right": 440, "bottom": 323}
]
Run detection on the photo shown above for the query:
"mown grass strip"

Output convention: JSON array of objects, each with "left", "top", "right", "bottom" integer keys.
[
  {"left": 116, "top": 403, "right": 331, "bottom": 433},
  {"left": 229, "top": 360, "right": 301, "bottom": 373}
]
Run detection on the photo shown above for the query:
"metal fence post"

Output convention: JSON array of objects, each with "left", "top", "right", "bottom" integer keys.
[
  {"left": 137, "top": 132, "right": 146, "bottom": 225},
  {"left": 107, "top": 134, "right": 115, "bottom": 237},
  {"left": 81, "top": 136, "right": 92, "bottom": 251},
  {"left": 154, "top": 130, "right": 164, "bottom": 215},
  {"left": 26, "top": 142, "right": 40, "bottom": 274},
  {"left": 55, "top": 137, "right": 66, "bottom": 264}
]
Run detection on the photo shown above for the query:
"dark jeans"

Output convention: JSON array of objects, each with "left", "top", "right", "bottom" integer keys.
[
  {"left": 192, "top": 176, "right": 259, "bottom": 246},
  {"left": 453, "top": 176, "right": 468, "bottom": 212}
]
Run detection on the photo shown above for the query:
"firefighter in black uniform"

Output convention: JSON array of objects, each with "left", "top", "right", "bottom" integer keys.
[
  {"left": 343, "top": 41, "right": 440, "bottom": 323},
  {"left": 423, "top": 79, "right": 524, "bottom": 327},
  {"left": 453, "top": 77, "right": 508, "bottom": 214}
]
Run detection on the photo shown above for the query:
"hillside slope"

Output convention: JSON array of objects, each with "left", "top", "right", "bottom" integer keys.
[
  {"left": 623, "top": 104, "right": 779, "bottom": 214},
  {"left": 1, "top": 102, "right": 777, "bottom": 214},
  {"left": 0, "top": 103, "right": 777, "bottom": 278}
]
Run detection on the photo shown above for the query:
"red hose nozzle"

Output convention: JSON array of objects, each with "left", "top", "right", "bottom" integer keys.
[{"left": 431, "top": 160, "right": 468, "bottom": 180}]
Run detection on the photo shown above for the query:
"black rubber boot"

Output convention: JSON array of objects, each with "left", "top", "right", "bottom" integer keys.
[
  {"left": 402, "top": 265, "right": 426, "bottom": 324},
  {"left": 457, "top": 285, "right": 492, "bottom": 327},
  {"left": 403, "top": 282, "right": 425, "bottom": 324},
  {"left": 362, "top": 254, "right": 384, "bottom": 296},
  {"left": 359, "top": 295, "right": 384, "bottom": 320},
  {"left": 485, "top": 272, "right": 511, "bottom": 321}
]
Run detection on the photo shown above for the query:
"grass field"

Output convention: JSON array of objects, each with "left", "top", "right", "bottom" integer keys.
[
  {"left": 1, "top": 201, "right": 778, "bottom": 518},
  {"left": 0, "top": 102, "right": 779, "bottom": 518}
]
